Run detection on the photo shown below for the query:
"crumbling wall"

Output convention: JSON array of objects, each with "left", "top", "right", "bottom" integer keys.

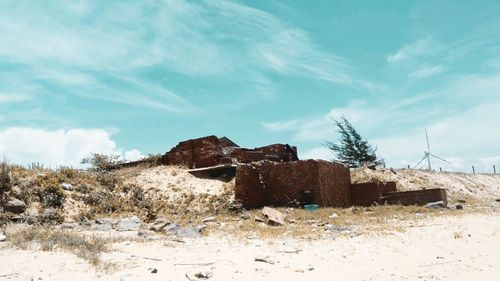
[
  {"left": 162, "top": 136, "right": 298, "bottom": 169},
  {"left": 235, "top": 160, "right": 351, "bottom": 208},
  {"left": 383, "top": 189, "right": 448, "bottom": 206},
  {"left": 351, "top": 182, "right": 397, "bottom": 206}
]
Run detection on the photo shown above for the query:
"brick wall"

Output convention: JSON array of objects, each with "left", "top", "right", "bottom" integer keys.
[{"left": 235, "top": 160, "right": 351, "bottom": 208}]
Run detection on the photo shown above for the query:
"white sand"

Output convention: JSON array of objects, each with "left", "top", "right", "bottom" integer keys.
[
  {"left": 124, "top": 166, "right": 229, "bottom": 196},
  {"left": 1, "top": 212, "right": 499, "bottom": 281}
]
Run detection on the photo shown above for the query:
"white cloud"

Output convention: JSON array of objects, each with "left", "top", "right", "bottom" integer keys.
[
  {"left": 0, "top": 127, "right": 142, "bottom": 167},
  {"left": 299, "top": 147, "right": 332, "bottom": 161},
  {"left": 0, "top": 93, "right": 31, "bottom": 103},
  {"left": 125, "top": 149, "right": 144, "bottom": 162},
  {"left": 387, "top": 37, "right": 438, "bottom": 63},
  {"left": 408, "top": 65, "right": 446, "bottom": 80},
  {"left": 0, "top": 0, "right": 381, "bottom": 115}
]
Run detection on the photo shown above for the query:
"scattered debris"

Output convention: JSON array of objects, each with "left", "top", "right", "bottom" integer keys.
[
  {"left": 150, "top": 268, "right": 158, "bottom": 274},
  {"left": 91, "top": 222, "right": 113, "bottom": 231},
  {"left": 193, "top": 271, "right": 212, "bottom": 280},
  {"left": 132, "top": 255, "right": 162, "bottom": 261},
  {"left": 261, "top": 207, "right": 286, "bottom": 226},
  {"left": 329, "top": 213, "right": 339, "bottom": 218},
  {"left": 255, "top": 216, "right": 265, "bottom": 223},
  {"left": 60, "top": 183, "right": 73, "bottom": 191},
  {"left": 149, "top": 218, "right": 171, "bottom": 232},
  {"left": 255, "top": 256, "right": 275, "bottom": 264},
  {"left": 324, "top": 224, "right": 355, "bottom": 234},
  {"left": 425, "top": 201, "right": 447, "bottom": 209},
  {"left": 202, "top": 217, "right": 216, "bottom": 223},
  {"left": 304, "top": 204, "right": 319, "bottom": 212},
  {"left": 0, "top": 234, "right": 6, "bottom": 242},
  {"left": 138, "top": 230, "right": 153, "bottom": 238},
  {"left": 449, "top": 204, "right": 463, "bottom": 210},
  {"left": 163, "top": 224, "right": 204, "bottom": 238},
  {"left": 116, "top": 216, "right": 142, "bottom": 231},
  {"left": 95, "top": 218, "right": 116, "bottom": 225},
  {"left": 278, "top": 248, "right": 302, "bottom": 254},
  {"left": 239, "top": 212, "right": 251, "bottom": 220},
  {"left": 4, "top": 198, "right": 26, "bottom": 214},
  {"left": 92, "top": 218, "right": 114, "bottom": 231}
]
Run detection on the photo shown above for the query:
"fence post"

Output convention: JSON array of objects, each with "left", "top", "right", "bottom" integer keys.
[
  {"left": 439, "top": 167, "right": 442, "bottom": 172},
  {"left": 472, "top": 165, "right": 475, "bottom": 174},
  {"left": 494, "top": 165, "right": 496, "bottom": 174},
  {"left": 407, "top": 164, "right": 410, "bottom": 169}
]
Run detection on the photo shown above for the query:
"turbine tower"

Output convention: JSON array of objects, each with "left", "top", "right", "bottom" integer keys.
[{"left": 414, "top": 129, "right": 451, "bottom": 170}]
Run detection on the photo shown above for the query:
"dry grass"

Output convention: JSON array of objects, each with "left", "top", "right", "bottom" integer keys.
[
  {"left": 207, "top": 205, "right": 472, "bottom": 240},
  {"left": 5, "top": 225, "right": 116, "bottom": 270}
]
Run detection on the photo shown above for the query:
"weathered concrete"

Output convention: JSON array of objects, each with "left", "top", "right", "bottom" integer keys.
[{"left": 235, "top": 160, "right": 351, "bottom": 208}]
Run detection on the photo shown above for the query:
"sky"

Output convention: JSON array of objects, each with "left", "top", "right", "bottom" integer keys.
[{"left": 1, "top": 0, "right": 500, "bottom": 173}]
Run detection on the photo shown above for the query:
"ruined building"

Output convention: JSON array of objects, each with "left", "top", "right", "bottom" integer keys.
[{"left": 123, "top": 135, "right": 448, "bottom": 209}]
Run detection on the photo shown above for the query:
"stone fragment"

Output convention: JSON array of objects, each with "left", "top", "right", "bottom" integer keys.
[
  {"left": 254, "top": 256, "right": 275, "bottom": 264},
  {"left": 149, "top": 218, "right": 171, "bottom": 232},
  {"left": 4, "top": 198, "right": 26, "bottom": 214},
  {"left": 261, "top": 207, "right": 286, "bottom": 226},
  {"left": 425, "top": 201, "right": 446, "bottom": 209},
  {"left": 116, "top": 216, "right": 142, "bottom": 231},
  {"left": 193, "top": 271, "right": 212, "bottom": 279},
  {"left": 61, "top": 183, "right": 73, "bottom": 191},
  {"left": 202, "top": 216, "right": 216, "bottom": 223}
]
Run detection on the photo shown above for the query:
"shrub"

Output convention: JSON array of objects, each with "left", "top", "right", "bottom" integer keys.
[
  {"left": 81, "top": 153, "right": 123, "bottom": 190},
  {"left": 0, "top": 157, "right": 11, "bottom": 194},
  {"left": 40, "top": 185, "right": 66, "bottom": 208}
]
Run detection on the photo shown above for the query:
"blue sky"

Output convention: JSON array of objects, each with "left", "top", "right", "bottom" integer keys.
[{"left": 1, "top": 0, "right": 500, "bottom": 172}]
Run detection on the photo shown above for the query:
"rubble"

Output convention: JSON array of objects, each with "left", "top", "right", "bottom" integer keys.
[
  {"left": 261, "top": 207, "right": 286, "bottom": 226},
  {"left": 150, "top": 218, "right": 171, "bottom": 232},
  {"left": 162, "top": 135, "right": 298, "bottom": 169},
  {"left": 60, "top": 183, "right": 73, "bottom": 191},
  {"left": 255, "top": 256, "right": 275, "bottom": 264},
  {"left": 116, "top": 216, "right": 142, "bottom": 231},
  {"left": 4, "top": 198, "right": 26, "bottom": 214}
]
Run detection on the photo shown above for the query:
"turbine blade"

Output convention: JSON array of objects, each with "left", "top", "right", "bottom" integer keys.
[
  {"left": 425, "top": 129, "right": 431, "bottom": 153},
  {"left": 429, "top": 153, "right": 452, "bottom": 164},
  {"left": 414, "top": 155, "right": 428, "bottom": 168}
]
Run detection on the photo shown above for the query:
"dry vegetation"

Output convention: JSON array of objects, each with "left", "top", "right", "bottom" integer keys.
[
  {"left": 206, "top": 204, "right": 471, "bottom": 240},
  {"left": 0, "top": 155, "right": 236, "bottom": 227},
  {"left": 4, "top": 225, "right": 116, "bottom": 270}
]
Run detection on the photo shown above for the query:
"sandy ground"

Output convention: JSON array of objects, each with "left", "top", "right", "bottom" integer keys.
[
  {"left": 351, "top": 168, "right": 500, "bottom": 202},
  {"left": 1, "top": 212, "right": 499, "bottom": 281}
]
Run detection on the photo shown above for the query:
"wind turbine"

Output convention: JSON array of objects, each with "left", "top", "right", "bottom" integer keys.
[{"left": 414, "top": 129, "right": 451, "bottom": 170}]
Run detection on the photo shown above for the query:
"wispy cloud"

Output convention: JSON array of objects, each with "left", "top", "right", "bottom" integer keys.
[
  {"left": 0, "top": 0, "right": 381, "bottom": 118},
  {"left": 387, "top": 37, "right": 439, "bottom": 64},
  {"left": 408, "top": 64, "right": 446, "bottom": 80},
  {"left": 0, "top": 93, "right": 31, "bottom": 103}
]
